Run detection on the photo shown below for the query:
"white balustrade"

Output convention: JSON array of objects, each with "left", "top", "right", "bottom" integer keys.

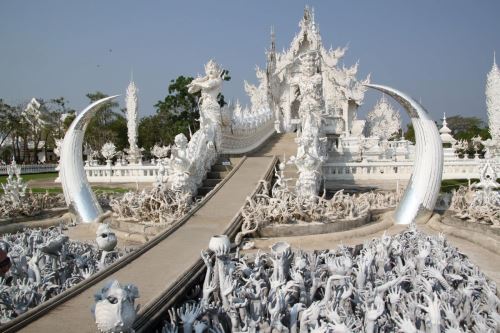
[
  {"left": 324, "top": 156, "right": 489, "bottom": 181},
  {"left": 0, "top": 163, "right": 58, "bottom": 175}
]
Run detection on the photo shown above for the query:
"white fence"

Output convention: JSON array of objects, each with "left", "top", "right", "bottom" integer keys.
[
  {"left": 76, "top": 156, "right": 489, "bottom": 184},
  {"left": 0, "top": 163, "right": 58, "bottom": 175},
  {"left": 84, "top": 164, "right": 159, "bottom": 183},
  {"left": 324, "top": 157, "right": 485, "bottom": 181}
]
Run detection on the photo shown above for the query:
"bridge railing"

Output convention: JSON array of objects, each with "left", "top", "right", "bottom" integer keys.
[{"left": 220, "top": 117, "right": 276, "bottom": 154}]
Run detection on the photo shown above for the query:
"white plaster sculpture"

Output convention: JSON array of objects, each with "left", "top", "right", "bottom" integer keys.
[
  {"left": 0, "top": 160, "right": 64, "bottom": 218},
  {"left": 93, "top": 280, "right": 139, "bottom": 333},
  {"left": 96, "top": 224, "right": 118, "bottom": 268},
  {"left": 125, "top": 79, "right": 142, "bottom": 164},
  {"left": 23, "top": 98, "right": 45, "bottom": 139},
  {"left": 0, "top": 227, "right": 127, "bottom": 324},
  {"left": 365, "top": 84, "right": 443, "bottom": 225},
  {"left": 439, "top": 113, "right": 456, "bottom": 146},
  {"left": 262, "top": 7, "right": 369, "bottom": 135},
  {"left": 365, "top": 94, "right": 401, "bottom": 140},
  {"left": 109, "top": 184, "right": 192, "bottom": 225},
  {"left": 450, "top": 161, "right": 500, "bottom": 226},
  {"left": 187, "top": 59, "right": 224, "bottom": 150},
  {"left": 484, "top": 53, "right": 500, "bottom": 156},
  {"left": 234, "top": 174, "right": 400, "bottom": 243},
  {"left": 1, "top": 160, "right": 27, "bottom": 207},
  {"left": 151, "top": 144, "right": 171, "bottom": 160},
  {"left": 101, "top": 142, "right": 117, "bottom": 164},
  {"left": 168, "top": 133, "right": 196, "bottom": 194},
  {"left": 149, "top": 60, "right": 221, "bottom": 197},
  {"left": 290, "top": 51, "right": 328, "bottom": 198},
  {"left": 161, "top": 228, "right": 500, "bottom": 333},
  {"left": 60, "top": 96, "right": 119, "bottom": 223},
  {"left": 53, "top": 138, "right": 64, "bottom": 159}
]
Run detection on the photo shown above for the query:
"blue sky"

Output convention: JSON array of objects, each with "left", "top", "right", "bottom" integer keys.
[{"left": 1, "top": 0, "right": 499, "bottom": 126}]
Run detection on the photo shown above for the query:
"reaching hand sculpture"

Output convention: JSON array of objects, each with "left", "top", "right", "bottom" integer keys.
[
  {"left": 159, "top": 228, "right": 499, "bottom": 333},
  {"left": 0, "top": 227, "right": 127, "bottom": 325}
]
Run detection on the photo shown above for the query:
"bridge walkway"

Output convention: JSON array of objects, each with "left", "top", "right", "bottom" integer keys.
[{"left": 16, "top": 156, "right": 275, "bottom": 333}]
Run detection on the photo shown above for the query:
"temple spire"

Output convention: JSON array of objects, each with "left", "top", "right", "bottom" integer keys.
[
  {"left": 267, "top": 26, "right": 276, "bottom": 74},
  {"left": 270, "top": 25, "right": 276, "bottom": 53},
  {"left": 486, "top": 50, "right": 500, "bottom": 144},
  {"left": 125, "top": 77, "right": 141, "bottom": 163}
]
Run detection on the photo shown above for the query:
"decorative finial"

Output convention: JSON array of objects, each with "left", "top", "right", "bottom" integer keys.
[{"left": 270, "top": 25, "right": 276, "bottom": 50}]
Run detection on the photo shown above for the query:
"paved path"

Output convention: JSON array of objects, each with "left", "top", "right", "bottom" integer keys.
[{"left": 19, "top": 156, "right": 275, "bottom": 333}]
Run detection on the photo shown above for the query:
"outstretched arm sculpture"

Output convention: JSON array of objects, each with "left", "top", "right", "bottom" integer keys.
[
  {"left": 60, "top": 96, "right": 119, "bottom": 223},
  {"left": 364, "top": 84, "right": 443, "bottom": 225}
]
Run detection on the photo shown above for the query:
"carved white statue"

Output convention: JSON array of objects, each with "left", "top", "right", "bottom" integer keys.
[
  {"left": 93, "top": 280, "right": 139, "bottom": 333},
  {"left": 1, "top": 160, "right": 27, "bottom": 208},
  {"left": 483, "top": 53, "right": 500, "bottom": 157},
  {"left": 365, "top": 94, "right": 401, "bottom": 140},
  {"left": 187, "top": 60, "right": 224, "bottom": 146},
  {"left": 101, "top": 142, "right": 117, "bottom": 163},
  {"left": 125, "top": 79, "right": 142, "bottom": 164},
  {"left": 291, "top": 51, "right": 327, "bottom": 198}
]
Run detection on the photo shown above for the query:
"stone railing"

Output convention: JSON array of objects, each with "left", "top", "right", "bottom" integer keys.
[
  {"left": 81, "top": 164, "right": 159, "bottom": 183},
  {"left": 220, "top": 117, "right": 275, "bottom": 154},
  {"left": 0, "top": 163, "right": 57, "bottom": 175},
  {"left": 60, "top": 155, "right": 490, "bottom": 184},
  {"left": 324, "top": 157, "right": 489, "bottom": 181},
  {"left": 86, "top": 164, "right": 159, "bottom": 183}
]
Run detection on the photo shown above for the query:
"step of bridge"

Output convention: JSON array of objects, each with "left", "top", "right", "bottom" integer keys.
[{"left": 197, "top": 157, "right": 237, "bottom": 196}]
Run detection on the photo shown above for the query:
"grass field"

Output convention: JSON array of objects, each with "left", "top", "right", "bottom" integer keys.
[
  {"left": 25, "top": 187, "right": 129, "bottom": 194},
  {"left": 440, "top": 179, "right": 478, "bottom": 192},
  {"left": 0, "top": 172, "right": 58, "bottom": 184},
  {"left": 1, "top": 172, "right": 129, "bottom": 194}
]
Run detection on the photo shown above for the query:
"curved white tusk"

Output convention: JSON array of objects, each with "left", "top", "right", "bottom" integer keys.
[
  {"left": 60, "top": 95, "right": 119, "bottom": 223},
  {"left": 364, "top": 84, "right": 443, "bottom": 225}
]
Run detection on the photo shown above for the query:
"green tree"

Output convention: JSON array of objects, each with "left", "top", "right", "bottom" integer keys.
[
  {"left": 84, "top": 92, "right": 127, "bottom": 153},
  {"left": 404, "top": 123, "right": 415, "bottom": 143},
  {"left": 40, "top": 97, "right": 76, "bottom": 162},
  {"left": 139, "top": 72, "right": 231, "bottom": 152},
  {"left": 446, "top": 115, "right": 490, "bottom": 141}
]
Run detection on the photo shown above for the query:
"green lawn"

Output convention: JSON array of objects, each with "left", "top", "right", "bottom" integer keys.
[
  {"left": 0, "top": 172, "right": 58, "bottom": 184},
  {"left": 1, "top": 172, "right": 129, "bottom": 194},
  {"left": 440, "top": 179, "right": 478, "bottom": 192}
]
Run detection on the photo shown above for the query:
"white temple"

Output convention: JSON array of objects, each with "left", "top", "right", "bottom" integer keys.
[
  {"left": 365, "top": 95, "right": 401, "bottom": 140},
  {"left": 80, "top": 7, "right": 498, "bottom": 185},
  {"left": 263, "top": 7, "right": 369, "bottom": 138}
]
